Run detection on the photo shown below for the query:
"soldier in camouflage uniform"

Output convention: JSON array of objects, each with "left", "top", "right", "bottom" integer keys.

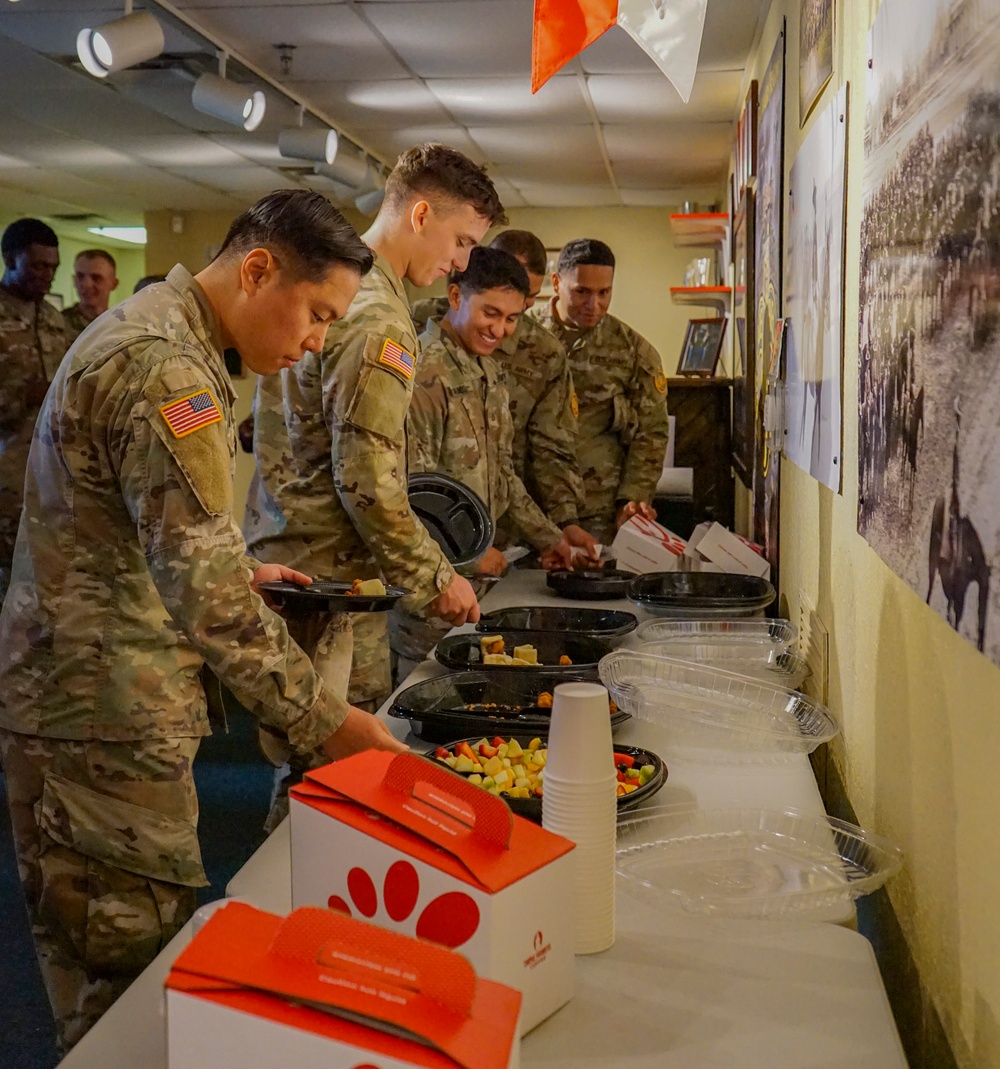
[
  {"left": 244, "top": 145, "right": 506, "bottom": 823},
  {"left": 530, "top": 238, "right": 670, "bottom": 542},
  {"left": 395, "top": 247, "right": 592, "bottom": 672},
  {"left": 411, "top": 230, "right": 585, "bottom": 547},
  {"left": 0, "top": 218, "right": 67, "bottom": 608},
  {"left": 0, "top": 191, "right": 404, "bottom": 1054},
  {"left": 63, "top": 248, "right": 119, "bottom": 343}
]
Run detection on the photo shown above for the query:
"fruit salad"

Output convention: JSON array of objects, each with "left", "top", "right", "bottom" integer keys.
[{"left": 431, "top": 737, "right": 655, "bottom": 800}]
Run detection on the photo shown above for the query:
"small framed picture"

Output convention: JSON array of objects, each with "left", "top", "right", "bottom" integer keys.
[{"left": 677, "top": 318, "right": 726, "bottom": 377}]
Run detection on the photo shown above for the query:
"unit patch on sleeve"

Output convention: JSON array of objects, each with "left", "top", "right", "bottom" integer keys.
[
  {"left": 159, "top": 388, "right": 223, "bottom": 438},
  {"left": 377, "top": 337, "right": 416, "bottom": 380}
]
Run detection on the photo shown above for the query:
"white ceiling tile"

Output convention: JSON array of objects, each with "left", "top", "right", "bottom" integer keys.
[
  {"left": 427, "top": 77, "right": 588, "bottom": 125},
  {"left": 126, "top": 137, "right": 253, "bottom": 168},
  {"left": 587, "top": 71, "right": 744, "bottom": 125},
  {"left": 468, "top": 125, "right": 599, "bottom": 164},
  {"left": 0, "top": 7, "right": 204, "bottom": 56},
  {"left": 604, "top": 122, "right": 731, "bottom": 162},
  {"left": 577, "top": 26, "right": 661, "bottom": 75},
  {"left": 186, "top": 4, "right": 408, "bottom": 81},
  {"left": 290, "top": 79, "right": 451, "bottom": 129},
  {"left": 511, "top": 182, "right": 621, "bottom": 208},
  {"left": 363, "top": 0, "right": 535, "bottom": 78},
  {"left": 361, "top": 127, "right": 484, "bottom": 162}
]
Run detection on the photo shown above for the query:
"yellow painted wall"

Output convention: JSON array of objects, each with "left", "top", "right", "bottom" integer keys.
[{"left": 750, "top": 1, "right": 1000, "bottom": 1064}]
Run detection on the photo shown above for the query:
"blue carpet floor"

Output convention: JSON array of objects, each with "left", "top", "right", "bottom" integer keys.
[{"left": 0, "top": 706, "right": 273, "bottom": 1069}]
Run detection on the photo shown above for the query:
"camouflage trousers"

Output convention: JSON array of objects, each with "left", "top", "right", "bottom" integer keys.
[
  {"left": 0, "top": 730, "right": 207, "bottom": 1054},
  {"left": 262, "top": 610, "right": 391, "bottom": 833}
]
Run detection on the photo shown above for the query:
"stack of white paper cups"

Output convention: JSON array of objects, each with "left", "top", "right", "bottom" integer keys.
[{"left": 541, "top": 681, "right": 616, "bottom": 954}]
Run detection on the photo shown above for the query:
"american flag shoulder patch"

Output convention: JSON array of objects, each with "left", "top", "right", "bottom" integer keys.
[
  {"left": 159, "top": 388, "right": 223, "bottom": 438},
  {"left": 377, "top": 337, "right": 415, "bottom": 380}
]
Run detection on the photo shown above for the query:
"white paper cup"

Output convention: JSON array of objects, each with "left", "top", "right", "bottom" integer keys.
[{"left": 545, "top": 682, "right": 615, "bottom": 781}]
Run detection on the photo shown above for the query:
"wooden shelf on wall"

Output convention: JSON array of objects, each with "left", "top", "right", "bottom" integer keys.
[
  {"left": 669, "top": 286, "right": 732, "bottom": 312},
  {"left": 669, "top": 212, "right": 729, "bottom": 248}
]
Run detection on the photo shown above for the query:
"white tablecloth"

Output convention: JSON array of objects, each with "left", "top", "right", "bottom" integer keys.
[{"left": 60, "top": 571, "right": 904, "bottom": 1068}]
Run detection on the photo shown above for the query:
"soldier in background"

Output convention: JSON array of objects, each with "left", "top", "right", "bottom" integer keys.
[
  {"left": 412, "top": 229, "right": 587, "bottom": 548},
  {"left": 63, "top": 248, "right": 119, "bottom": 342},
  {"left": 0, "top": 217, "right": 67, "bottom": 606},
  {"left": 397, "top": 248, "right": 586, "bottom": 674},
  {"left": 531, "top": 238, "right": 670, "bottom": 542},
  {"left": 0, "top": 191, "right": 404, "bottom": 1053},
  {"left": 245, "top": 144, "right": 505, "bottom": 824}
]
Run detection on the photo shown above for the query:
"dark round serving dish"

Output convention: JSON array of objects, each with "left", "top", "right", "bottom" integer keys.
[
  {"left": 435, "top": 629, "right": 616, "bottom": 672},
  {"left": 423, "top": 735, "right": 666, "bottom": 823},
  {"left": 546, "top": 568, "right": 636, "bottom": 601},
  {"left": 476, "top": 605, "right": 637, "bottom": 638},
  {"left": 407, "top": 472, "right": 493, "bottom": 568},
  {"left": 627, "top": 571, "right": 775, "bottom": 617},
  {"left": 256, "top": 580, "right": 408, "bottom": 615},
  {"left": 388, "top": 668, "right": 629, "bottom": 742}
]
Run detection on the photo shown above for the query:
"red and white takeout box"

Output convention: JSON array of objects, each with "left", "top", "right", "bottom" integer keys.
[
  {"left": 165, "top": 902, "right": 521, "bottom": 1069},
  {"left": 611, "top": 514, "right": 690, "bottom": 573},
  {"left": 684, "top": 521, "right": 771, "bottom": 580},
  {"left": 289, "top": 751, "right": 575, "bottom": 1034}
]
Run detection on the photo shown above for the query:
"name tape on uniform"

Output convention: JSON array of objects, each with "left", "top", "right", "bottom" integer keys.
[
  {"left": 159, "top": 389, "right": 223, "bottom": 438},
  {"left": 378, "top": 337, "right": 415, "bottom": 380}
]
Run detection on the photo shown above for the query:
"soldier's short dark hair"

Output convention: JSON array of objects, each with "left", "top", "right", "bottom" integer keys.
[
  {"left": 557, "top": 238, "right": 615, "bottom": 274},
  {"left": 489, "top": 229, "right": 548, "bottom": 275},
  {"left": 75, "top": 248, "right": 117, "bottom": 273},
  {"left": 452, "top": 246, "right": 529, "bottom": 299},
  {"left": 384, "top": 143, "right": 506, "bottom": 227},
  {"left": 2, "top": 218, "right": 59, "bottom": 261},
  {"left": 134, "top": 274, "right": 167, "bottom": 293},
  {"left": 217, "top": 190, "right": 373, "bottom": 282}
]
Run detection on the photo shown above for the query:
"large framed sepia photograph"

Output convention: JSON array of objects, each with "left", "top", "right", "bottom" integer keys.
[
  {"left": 677, "top": 318, "right": 726, "bottom": 377},
  {"left": 731, "top": 188, "right": 756, "bottom": 485}
]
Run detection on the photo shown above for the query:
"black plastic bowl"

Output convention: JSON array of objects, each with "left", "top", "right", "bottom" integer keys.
[
  {"left": 627, "top": 571, "right": 775, "bottom": 616},
  {"left": 387, "top": 668, "right": 630, "bottom": 742},
  {"left": 423, "top": 736, "right": 666, "bottom": 823},
  {"left": 436, "top": 629, "right": 615, "bottom": 672},
  {"left": 476, "top": 606, "right": 637, "bottom": 638},
  {"left": 546, "top": 567, "right": 636, "bottom": 601},
  {"left": 407, "top": 472, "right": 494, "bottom": 568}
]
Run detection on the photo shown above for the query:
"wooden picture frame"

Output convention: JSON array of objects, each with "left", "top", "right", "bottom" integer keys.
[
  {"left": 733, "top": 80, "right": 759, "bottom": 204},
  {"left": 677, "top": 318, "right": 726, "bottom": 377},
  {"left": 731, "top": 188, "right": 756, "bottom": 486}
]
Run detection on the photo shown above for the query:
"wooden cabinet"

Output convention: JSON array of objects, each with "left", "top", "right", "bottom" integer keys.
[{"left": 656, "top": 377, "right": 734, "bottom": 534}]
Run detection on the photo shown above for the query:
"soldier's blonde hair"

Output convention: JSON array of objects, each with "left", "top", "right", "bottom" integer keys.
[{"left": 383, "top": 143, "right": 506, "bottom": 227}]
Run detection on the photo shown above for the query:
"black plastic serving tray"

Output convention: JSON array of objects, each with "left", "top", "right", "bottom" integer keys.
[
  {"left": 546, "top": 567, "right": 636, "bottom": 601},
  {"left": 256, "top": 580, "right": 409, "bottom": 614},
  {"left": 476, "top": 605, "right": 637, "bottom": 637},
  {"left": 407, "top": 472, "right": 494, "bottom": 568},
  {"left": 423, "top": 736, "right": 666, "bottom": 823},
  {"left": 435, "top": 629, "right": 615, "bottom": 672},
  {"left": 388, "top": 668, "right": 630, "bottom": 742},
  {"left": 627, "top": 571, "right": 776, "bottom": 611}
]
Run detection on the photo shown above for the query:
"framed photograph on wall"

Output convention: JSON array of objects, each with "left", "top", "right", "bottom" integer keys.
[
  {"left": 733, "top": 80, "right": 759, "bottom": 207},
  {"left": 799, "top": 0, "right": 835, "bottom": 126},
  {"left": 731, "top": 188, "right": 756, "bottom": 486},
  {"left": 677, "top": 318, "right": 726, "bottom": 377}
]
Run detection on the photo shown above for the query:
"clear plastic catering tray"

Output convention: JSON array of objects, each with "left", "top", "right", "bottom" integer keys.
[
  {"left": 615, "top": 805, "right": 903, "bottom": 919},
  {"left": 598, "top": 650, "right": 838, "bottom": 757},
  {"left": 634, "top": 640, "right": 811, "bottom": 689},
  {"left": 635, "top": 618, "right": 798, "bottom": 653}
]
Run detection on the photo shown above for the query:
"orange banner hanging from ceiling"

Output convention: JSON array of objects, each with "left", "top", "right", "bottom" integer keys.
[{"left": 531, "top": 0, "right": 618, "bottom": 92}]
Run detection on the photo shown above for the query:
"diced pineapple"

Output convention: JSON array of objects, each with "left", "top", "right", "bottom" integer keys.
[
  {"left": 507, "top": 739, "right": 524, "bottom": 758},
  {"left": 514, "top": 777, "right": 531, "bottom": 790},
  {"left": 454, "top": 755, "right": 475, "bottom": 773},
  {"left": 467, "top": 774, "right": 483, "bottom": 785},
  {"left": 483, "top": 653, "right": 512, "bottom": 665},
  {"left": 527, "top": 737, "right": 542, "bottom": 752},
  {"left": 444, "top": 756, "right": 458, "bottom": 768},
  {"left": 355, "top": 578, "right": 387, "bottom": 596},
  {"left": 512, "top": 645, "right": 538, "bottom": 664},
  {"left": 479, "top": 635, "right": 505, "bottom": 655},
  {"left": 511, "top": 764, "right": 526, "bottom": 780}
]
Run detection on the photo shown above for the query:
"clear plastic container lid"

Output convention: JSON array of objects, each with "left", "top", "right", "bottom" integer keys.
[
  {"left": 634, "top": 640, "right": 811, "bottom": 690},
  {"left": 627, "top": 572, "right": 775, "bottom": 619},
  {"left": 635, "top": 618, "right": 798, "bottom": 651},
  {"left": 615, "top": 805, "right": 903, "bottom": 918},
  {"left": 598, "top": 650, "right": 838, "bottom": 756}
]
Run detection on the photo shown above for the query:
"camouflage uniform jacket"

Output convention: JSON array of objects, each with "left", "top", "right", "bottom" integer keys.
[
  {"left": 412, "top": 296, "right": 582, "bottom": 525},
  {"left": 0, "top": 265, "right": 347, "bottom": 753},
  {"left": 408, "top": 318, "right": 562, "bottom": 552},
  {"left": 245, "top": 254, "right": 455, "bottom": 611},
  {"left": 62, "top": 303, "right": 94, "bottom": 344},
  {"left": 531, "top": 300, "right": 669, "bottom": 525},
  {"left": 0, "top": 286, "right": 67, "bottom": 603}
]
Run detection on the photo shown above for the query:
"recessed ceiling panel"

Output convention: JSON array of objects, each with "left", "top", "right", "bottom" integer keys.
[
  {"left": 364, "top": 0, "right": 535, "bottom": 79},
  {"left": 291, "top": 79, "right": 451, "bottom": 129},
  {"left": 511, "top": 181, "right": 621, "bottom": 208},
  {"left": 188, "top": 3, "right": 408, "bottom": 81},
  {"left": 361, "top": 127, "right": 484, "bottom": 162},
  {"left": 427, "top": 77, "right": 588, "bottom": 125},
  {"left": 501, "top": 153, "right": 610, "bottom": 185},
  {"left": 588, "top": 70, "right": 744, "bottom": 125},
  {"left": 469, "top": 125, "right": 600, "bottom": 164}
]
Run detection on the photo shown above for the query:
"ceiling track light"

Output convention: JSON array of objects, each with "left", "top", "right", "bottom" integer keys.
[
  {"left": 77, "top": 10, "right": 165, "bottom": 79},
  {"left": 278, "top": 126, "right": 338, "bottom": 165},
  {"left": 192, "top": 72, "right": 266, "bottom": 132},
  {"left": 313, "top": 142, "right": 370, "bottom": 189}
]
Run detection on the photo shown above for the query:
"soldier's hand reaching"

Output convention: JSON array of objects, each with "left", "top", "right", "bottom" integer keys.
[
  {"left": 251, "top": 563, "right": 312, "bottom": 607},
  {"left": 560, "top": 524, "right": 600, "bottom": 565},
  {"left": 475, "top": 547, "right": 509, "bottom": 577},
  {"left": 321, "top": 706, "right": 408, "bottom": 762},
  {"left": 540, "top": 538, "right": 575, "bottom": 571},
  {"left": 428, "top": 573, "right": 481, "bottom": 626},
  {"left": 615, "top": 500, "right": 656, "bottom": 529}
]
